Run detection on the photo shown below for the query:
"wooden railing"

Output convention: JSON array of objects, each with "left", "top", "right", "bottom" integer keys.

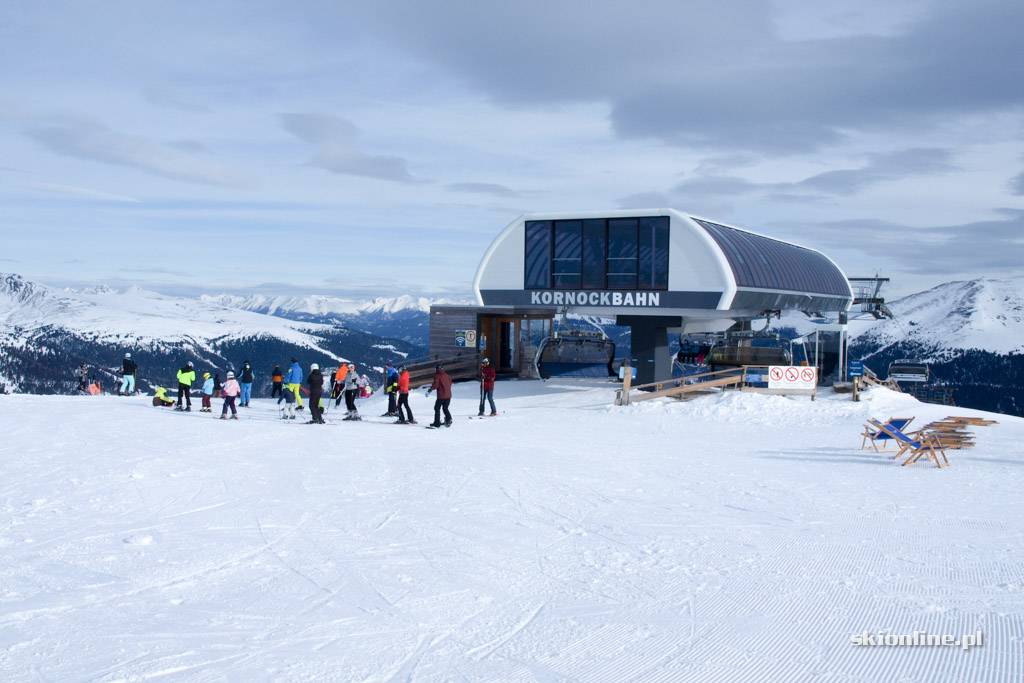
[
  {"left": 398, "top": 351, "right": 481, "bottom": 389},
  {"left": 615, "top": 366, "right": 747, "bottom": 405}
]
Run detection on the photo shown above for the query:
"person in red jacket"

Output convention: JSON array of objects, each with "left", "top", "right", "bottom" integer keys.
[
  {"left": 477, "top": 357, "right": 497, "bottom": 416},
  {"left": 426, "top": 364, "right": 453, "bottom": 427},
  {"left": 395, "top": 366, "right": 416, "bottom": 424}
]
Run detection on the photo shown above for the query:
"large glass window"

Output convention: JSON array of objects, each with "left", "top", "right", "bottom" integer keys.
[
  {"left": 524, "top": 220, "right": 551, "bottom": 289},
  {"left": 607, "top": 218, "right": 638, "bottom": 290},
  {"left": 525, "top": 216, "right": 669, "bottom": 291},
  {"left": 552, "top": 220, "right": 582, "bottom": 289},
  {"left": 638, "top": 216, "right": 669, "bottom": 290},
  {"left": 582, "top": 219, "right": 606, "bottom": 289}
]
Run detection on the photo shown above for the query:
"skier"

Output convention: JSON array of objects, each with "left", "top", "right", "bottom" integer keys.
[
  {"left": 239, "top": 360, "right": 254, "bottom": 407},
  {"left": 478, "top": 357, "right": 497, "bottom": 416},
  {"left": 426, "top": 363, "right": 453, "bottom": 428},
  {"left": 271, "top": 364, "right": 283, "bottom": 398},
  {"left": 396, "top": 366, "right": 416, "bottom": 424},
  {"left": 307, "top": 363, "right": 325, "bottom": 424},
  {"left": 201, "top": 372, "right": 214, "bottom": 412},
  {"left": 120, "top": 353, "right": 137, "bottom": 396},
  {"left": 285, "top": 357, "right": 304, "bottom": 411},
  {"left": 382, "top": 362, "right": 399, "bottom": 417},
  {"left": 175, "top": 361, "right": 196, "bottom": 411},
  {"left": 213, "top": 373, "right": 222, "bottom": 398},
  {"left": 343, "top": 363, "right": 360, "bottom": 420},
  {"left": 152, "top": 386, "right": 175, "bottom": 407},
  {"left": 332, "top": 362, "right": 348, "bottom": 407},
  {"left": 697, "top": 341, "right": 710, "bottom": 366},
  {"left": 77, "top": 364, "right": 88, "bottom": 393},
  {"left": 220, "top": 370, "right": 240, "bottom": 419},
  {"left": 278, "top": 376, "right": 296, "bottom": 419}
]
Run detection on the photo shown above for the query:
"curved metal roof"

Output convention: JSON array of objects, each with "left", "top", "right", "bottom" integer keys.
[{"left": 692, "top": 218, "right": 851, "bottom": 297}]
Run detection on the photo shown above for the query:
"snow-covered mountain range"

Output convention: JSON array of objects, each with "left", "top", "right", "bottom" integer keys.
[
  {"left": 0, "top": 274, "right": 425, "bottom": 394},
  {"left": 200, "top": 292, "right": 469, "bottom": 347},
  {"left": 3, "top": 273, "right": 1024, "bottom": 414},
  {"left": 848, "top": 277, "right": 1024, "bottom": 357}
]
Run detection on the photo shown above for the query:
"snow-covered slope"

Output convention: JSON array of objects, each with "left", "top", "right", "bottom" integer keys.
[
  {"left": 1, "top": 383, "right": 1021, "bottom": 680},
  {"left": 850, "top": 277, "right": 1024, "bottom": 356},
  {"left": 0, "top": 275, "right": 334, "bottom": 348},
  {"left": 0, "top": 274, "right": 424, "bottom": 393}
]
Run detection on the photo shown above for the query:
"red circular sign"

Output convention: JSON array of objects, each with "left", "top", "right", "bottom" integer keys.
[
  {"left": 785, "top": 367, "right": 799, "bottom": 382},
  {"left": 801, "top": 368, "right": 816, "bottom": 382},
  {"left": 769, "top": 367, "right": 784, "bottom": 381}
]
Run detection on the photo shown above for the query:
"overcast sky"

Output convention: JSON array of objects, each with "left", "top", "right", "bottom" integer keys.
[{"left": 2, "top": 0, "right": 1022, "bottom": 300}]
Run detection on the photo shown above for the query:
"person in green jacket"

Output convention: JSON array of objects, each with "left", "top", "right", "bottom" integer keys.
[
  {"left": 176, "top": 361, "right": 196, "bottom": 411},
  {"left": 152, "top": 386, "right": 174, "bottom": 407}
]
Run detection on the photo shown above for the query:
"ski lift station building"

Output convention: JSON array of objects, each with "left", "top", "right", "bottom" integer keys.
[{"left": 429, "top": 209, "right": 854, "bottom": 385}]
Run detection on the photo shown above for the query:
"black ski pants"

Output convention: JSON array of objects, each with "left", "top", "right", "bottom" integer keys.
[
  {"left": 310, "top": 389, "right": 323, "bottom": 422},
  {"left": 177, "top": 383, "right": 192, "bottom": 408},
  {"left": 433, "top": 398, "right": 451, "bottom": 426},
  {"left": 398, "top": 393, "right": 413, "bottom": 422}
]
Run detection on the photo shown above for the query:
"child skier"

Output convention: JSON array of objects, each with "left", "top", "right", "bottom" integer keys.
[
  {"left": 220, "top": 371, "right": 240, "bottom": 419},
  {"left": 201, "top": 372, "right": 214, "bottom": 412},
  {"left": 278, "top": 376, "right": 296, "bottom": 419}
]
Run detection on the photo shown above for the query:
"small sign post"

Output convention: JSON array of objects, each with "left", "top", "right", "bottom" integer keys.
[{"left": 848, "top": 360, "right": 864, "bottom": 402}]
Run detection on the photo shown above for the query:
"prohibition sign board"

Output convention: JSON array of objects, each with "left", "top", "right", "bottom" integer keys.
[{"left": 769, "top": 366, "right": 817, "bottom": 389}]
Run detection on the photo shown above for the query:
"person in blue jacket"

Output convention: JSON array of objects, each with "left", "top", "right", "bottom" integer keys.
[
  {"left": 382, "top": 362, "right": 399, "bottom": 417},
  {"left": 285, "top": 357, "right": 304, "bottom": 410}
]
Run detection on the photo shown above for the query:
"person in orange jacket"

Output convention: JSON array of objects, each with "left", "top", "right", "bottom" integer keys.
[
  {"left": 271, "top": 364, "right": 284, "bottom": 398},
  {"left": 395, "top": 366, "right": 416, "bottom": 424}
]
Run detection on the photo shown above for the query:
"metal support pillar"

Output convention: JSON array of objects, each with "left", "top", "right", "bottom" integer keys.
[{"left": 618, "top": 315, "right": 681, "bottom": 387}]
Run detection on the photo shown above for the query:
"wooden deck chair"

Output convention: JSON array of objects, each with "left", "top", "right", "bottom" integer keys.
[
  {"left": 870, "top": 419, "right": 949, "bottom": 468},
  {"left": 861, "top": 416, "right": 914, "bottom": 452}
]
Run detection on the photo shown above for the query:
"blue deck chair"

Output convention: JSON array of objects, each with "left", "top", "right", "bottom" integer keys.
[
  {"left": 868, "top": 419, "right": 949, "bottom": 468},
  {"left": 861, "top": 416, "right": 914, "bottom": 452}
]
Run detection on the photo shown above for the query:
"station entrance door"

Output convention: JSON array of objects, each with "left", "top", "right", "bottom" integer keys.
[{"left": 480, "top": 316, "right": 519, "bottom": 373}]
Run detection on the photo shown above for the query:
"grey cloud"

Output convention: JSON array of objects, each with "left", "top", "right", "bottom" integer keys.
[
  {"left": 1010, "top": 170, "right": 1024, "bottom": 196},
  {"left": 617, "top": 191, "right": 673, "bottom": 209},
  {"left": 24, "top": 122, "right": 253, "bottom": 187},
  {"left": 662, "top": 148, "right": 957, "bottom": 206},
  {"left": 354, "top": 0, "right": 1024, "bottom": 155},
  {"left": 446, "top": 182, "right": 520, "bottom": 198},
  {"left": 796, "top": 149, "right": 958, "bottom": 195},
  {"left": 23, "top": 182, "right": 141, "bottom": 203},
  {"left": 280, "top": 112, "right": 419, "bottom": 183},
  {"left": 785, "top": 209, "right": 1024, "bottom": 276},
  {"left": 142, "top": 85, "right": 211, "bottom": 113}
]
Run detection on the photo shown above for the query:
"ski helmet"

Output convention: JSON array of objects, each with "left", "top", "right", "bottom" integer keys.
[
  {"left": 311, "top": 363, "right": 319, "bottom": 370},
  {"left": 227, "top": 371, "right": 235, "bottom": 378},
  {"left": 125, "top": 352, "right": 131, "bottom": 359},
  {"left": 481, "top": 357, "right": 490, "bottom": 365}
]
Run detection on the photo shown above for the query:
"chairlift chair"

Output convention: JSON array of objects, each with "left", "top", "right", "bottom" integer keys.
[{"left": 887, "top": 359, "right": 930, "bottom": 384}]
